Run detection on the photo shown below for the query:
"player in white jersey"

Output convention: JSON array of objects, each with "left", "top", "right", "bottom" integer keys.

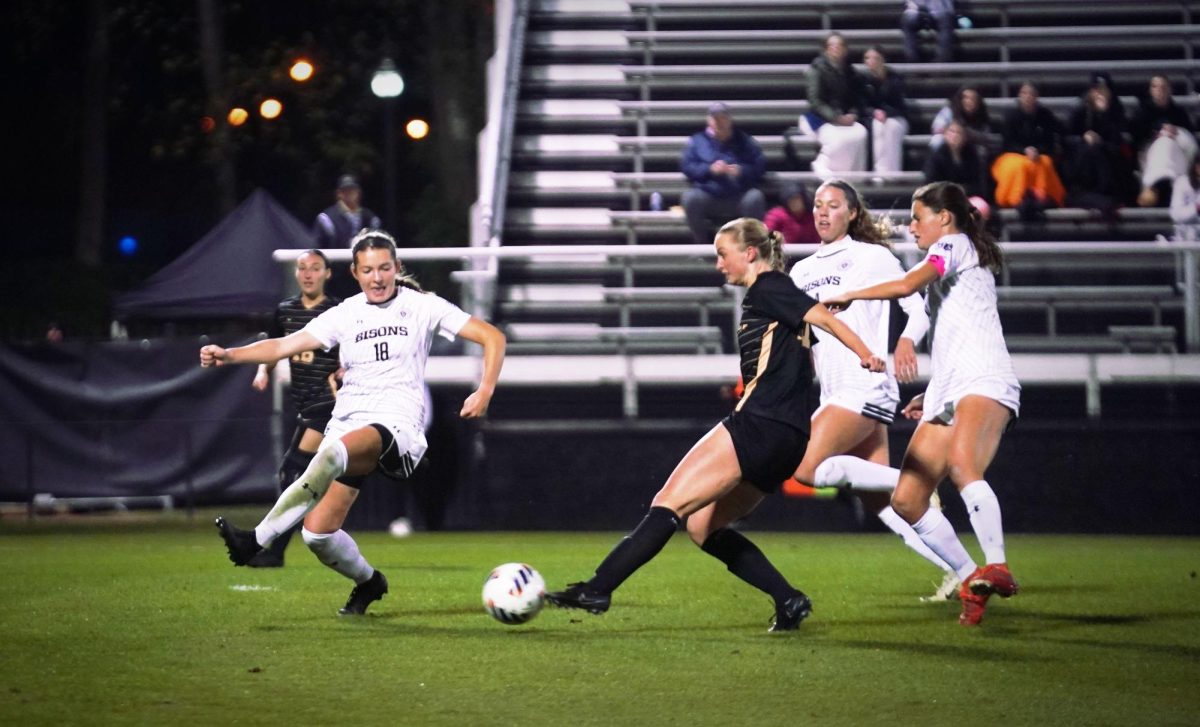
[
  {"left": 787, "top": 180, "right": 960, "bottom": 601},
  {"left": 201, "top": 230, "right": 506, "bottom": 616},
  {"left": 824, "top": 181, "right": 1020, "bottom": 626}
]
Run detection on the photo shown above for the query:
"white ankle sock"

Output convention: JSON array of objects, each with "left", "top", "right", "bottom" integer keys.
[
  {"left": 912, "top": 507, "right": 977, "bottom": 581},
  {"left": 814, "top": 455, "right": 900, "bottom": 492},
  {"left": 255, "top": 441, "right": 348, "bottom": 546},
  {"left": 302, "top": 527, "right": 374, "bottom": 584},
  {"left": 960, "top": 480, "right": 1006, "bottom": 565},
  {"left": 877, "top": 506, "right": 956, "bottom": 575}
]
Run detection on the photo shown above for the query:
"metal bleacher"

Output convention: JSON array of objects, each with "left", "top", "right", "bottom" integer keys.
[{"left": 491, "top": 0, "right": 1200, "bottom": 374}]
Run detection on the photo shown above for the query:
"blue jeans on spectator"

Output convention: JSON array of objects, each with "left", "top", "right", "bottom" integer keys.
[
  {"left": 902, "top": 1, "right": 955, "bottom": 62},
  {"left": 682, "top": 187, "right": 767, "bottom": 244}
]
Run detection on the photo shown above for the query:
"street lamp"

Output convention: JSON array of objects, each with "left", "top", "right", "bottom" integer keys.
[{"left": 371, "top": 58, "right": 404, "bottom": 230}]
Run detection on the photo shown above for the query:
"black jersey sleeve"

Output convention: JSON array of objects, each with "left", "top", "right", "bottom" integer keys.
[
  {"left": 750, "top": 272, "right": 819, "bottom": 331},
  {"left": 269, "top": 303, "right": 286, "bottom": 339}
]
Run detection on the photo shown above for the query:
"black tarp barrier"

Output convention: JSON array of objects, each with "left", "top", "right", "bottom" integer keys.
[{"left": 0, "top": 339, "right": 275, "bottom": 503}]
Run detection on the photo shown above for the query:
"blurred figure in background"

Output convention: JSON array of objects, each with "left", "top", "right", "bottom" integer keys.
[
  {"left": 1131, "top": 74, "right": 1197, "bottom": 208},
  {"left": 681, "top": 102, "right": 768, "bottom": 244},
  {"left": 764, "top": 182, "right": 820, "bottom": 245},
  {"left": 802, "top": 33, "right": 869, "bottom": 177},
  {"left": 901, "top": 0, "right": 956, "bottom": 63},
  {"left": 991, "top": 82, "right": 1066, "bottom": 218},
  {"left": 862, "top": 45, "right": 912, "bottom": 174},
  {"left": 1170, "top": 156, "right": 1200, "bottom": 240},
  {"left": 1064, "top": 75, "right": 1134, "bottom": 216}
]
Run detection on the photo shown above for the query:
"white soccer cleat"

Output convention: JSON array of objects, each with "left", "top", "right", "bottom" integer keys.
[{"left": 920, "top": 572, "right": 962, "bottom": 602}]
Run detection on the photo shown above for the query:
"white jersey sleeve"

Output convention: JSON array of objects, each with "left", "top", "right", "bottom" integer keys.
[{"left": 921, "top": 233, "right": 1019, "bottom": 415}]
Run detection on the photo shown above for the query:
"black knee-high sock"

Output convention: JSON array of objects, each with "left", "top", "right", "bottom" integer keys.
[
  {"left": 701, "top": 528, "right": 796, "bottom": 604},
  {"left": 589, "top": 506, "right": 680, "bottom": 594}
]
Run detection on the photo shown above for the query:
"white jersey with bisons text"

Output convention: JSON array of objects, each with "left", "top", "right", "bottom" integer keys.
[
  {"left": 921, "top": 232, "right": 1020, "bottom": 412},
  {"left": 789, "top": 236, "right": 929, "bottom": 407},
  {"left": 303, "top": 287, "right": 471, "bottom": 432}
]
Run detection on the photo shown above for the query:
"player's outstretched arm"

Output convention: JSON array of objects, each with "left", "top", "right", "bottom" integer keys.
[
  {"left": 803, "top": 304, "right": 885, "bottom": 372},
  {"left": 200, "top": 331, "right": 321, "bottom": 369},
  {"left": 455, "top": 317, "right": 507, "bottom": 418},
  {"left": 824, "top": 262, "right": 940, "bottom": 308}
]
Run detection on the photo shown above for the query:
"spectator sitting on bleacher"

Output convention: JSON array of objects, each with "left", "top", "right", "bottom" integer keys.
[
  {"left": 1131, "top": 74, "right": 1197, "bottom": 208},
  {"left": 861, "top": 45, "right": 911, "bottom": 174},
  {"left": 930, "top": 85, "right": 995, "bottom": 153},
  {"left": 1170, "top": 156, "right": 1200, "bottom": 241},
  {"left": 681, "top": 102, "right": 768, "bottom": 245},
  {"left": 764, "top": 182, "right": 820, "bottom": 245},
  {"left": 801, "top": 33, "right": 869, "bottom": 178},
  {"left": 900, "top": 0, "right": 956, "bottom": 63},
  {"left": 923, "top": 121, "right": 990, "bottom": 217},
  {"left": 1063, "top": 75, "right": 1135, "bottom": 217},
  {"left": 991, "top": 82, "right": 1066, "bottom": 218}
]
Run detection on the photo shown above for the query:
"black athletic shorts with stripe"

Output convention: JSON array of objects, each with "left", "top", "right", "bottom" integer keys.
[{"left": 721, "top": 410, "right": 809, "bottom": 493}]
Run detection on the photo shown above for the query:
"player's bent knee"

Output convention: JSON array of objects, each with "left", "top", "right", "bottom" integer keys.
[
  {"left": 812, "top": 458, "right": 845, "bottom": 488},
  {"left": 302, "top": 527, "right": 337, "bottom": 563}
]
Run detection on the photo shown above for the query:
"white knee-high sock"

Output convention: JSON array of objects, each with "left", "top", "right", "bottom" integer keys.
[
  {"left": 255, "top": 441, "right": 348, "bottom": 546},
  {"left": 960, "top": 480, "right": 1006, "bottom": 565},
  {"left": 912, "top": 508, "right": 977, "bottom": 581},
  {"left": 877, "top": 506, "right": 956, "bottom": 575},
  {"left": 302, "top": 528, "right": 374, "bottom": 584},
  {"left": 814, "top": 455, "right": 900, "bottom": 492}
]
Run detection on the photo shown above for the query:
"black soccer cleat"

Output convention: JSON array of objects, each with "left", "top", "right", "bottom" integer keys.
[
  {"left": 214, "top": 516, "right": 263, "bottom": 567},
  {"left": 338, "top": 570, "right": 389, "bottom": 616},
  {"left": 769, "top": 591, "right": 813, "bottom": 632},
  {"left": 545, "top": 582, "right": 611, "bottom": 615}
]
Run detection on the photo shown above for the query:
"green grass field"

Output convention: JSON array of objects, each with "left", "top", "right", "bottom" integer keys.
[{"left": 2, "top": 509, "right": 1197, "bottom": 726}]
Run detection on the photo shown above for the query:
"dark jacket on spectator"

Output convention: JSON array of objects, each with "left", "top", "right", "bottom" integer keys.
[
  {"left": 923, "top": 143, "right": 988, "bottom": 199},
  {"left": 680, "top": 128, "right": 767, "bottom": 198},
  {"left": 862, "top": 68, "right": 910, "bottom": 124},
  {"left": 1130, "top": 97, "right": 1194, "bottom": 148},
  {"left": 806, "top": 54, "right": 867, "bottom": 123},
  {"left": 1000, "top": 105, "right": 1064, "bottom": 156}
]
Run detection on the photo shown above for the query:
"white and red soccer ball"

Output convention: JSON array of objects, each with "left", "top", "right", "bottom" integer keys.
[{"left": 482, "top": 562, "right": 545, "bottom": 625}]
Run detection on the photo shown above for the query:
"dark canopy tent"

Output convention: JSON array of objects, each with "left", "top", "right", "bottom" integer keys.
[
  {"left": 114, "top": 189, "right": 315, "bottom": 319},
  {"left": 0, "top": 190, "right": 319, "bottom": 504}
]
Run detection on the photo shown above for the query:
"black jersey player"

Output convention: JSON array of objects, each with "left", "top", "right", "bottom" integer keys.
[
  {"left": 546, "top": 218, "right": 886, "bottom": 631},
  {"left": 247, "top": 249, "right": 342, "bottom": 566}
]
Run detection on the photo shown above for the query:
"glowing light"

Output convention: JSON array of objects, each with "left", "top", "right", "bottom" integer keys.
[
  {"left": 405, "top": 118, "right": 429, "bottom": 140},
  {"left": 227, "top": 107, "right": 249, "bottom": 126},
  {"left": 289, "top": 59, "right": 314, "bottom": 82},
  {"left": 371, "top": 58, "right": 404, "bottom": 98},
  {"left": 259, "top": 98, "right": 283, "bottom": 120},
  {"left": 118, "top": 236, "right": 138, "bottom": 256},
  {"left": 200, "top": 116, "right": 216, "bottom": 133}
]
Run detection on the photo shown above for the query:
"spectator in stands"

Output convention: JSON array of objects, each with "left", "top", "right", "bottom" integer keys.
[
  {"left": 1131, "top": 74, "right": 1197, "bottom": 208},
  {"left": 930, "top": 85, "right": 995, "bottom": 153},
  {"left": 313, "top": 174, "right": 384, "bottom": 299},
  {"left": 680, "top": 102, "right": 768, "bottom": 245},
  {"left": 861, "top": 45, "right": 911, "bottom": 174},
  {"left": 1064, "top": 76, "right": 1134, "bottom": 216},
  {"left": 313, "top": 175, "right": 382, "bottom": 248},
  {"left": 1170, "top": 156, "right": 1200, "bottom": 240},
  {"left": 923, "top": 120, "right": 990, "bottom": 215},
  {"left": 801, "top": 33, "right": 869, "bottom": 178},
  {"left": 991, "top": 82, "right": 1066, "bottom": 218},
  {"left": 901, "top": 0, "right": 956, "bottom": 63},
  {"left": 764, "top": 182, "right": 820, "bottom": 245}
]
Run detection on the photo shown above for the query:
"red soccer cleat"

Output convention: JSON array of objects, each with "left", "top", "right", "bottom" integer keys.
[
  {"left": 958, "top": 572, "right": 990, "bottom": 626},
  {"left": 968, "top": 562, "right": 1020, "bottom": 598}
]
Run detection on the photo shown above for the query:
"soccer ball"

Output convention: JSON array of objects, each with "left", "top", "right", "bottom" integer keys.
[{"left": 482, "top": 562, "right": 545, "bottom": 625}]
